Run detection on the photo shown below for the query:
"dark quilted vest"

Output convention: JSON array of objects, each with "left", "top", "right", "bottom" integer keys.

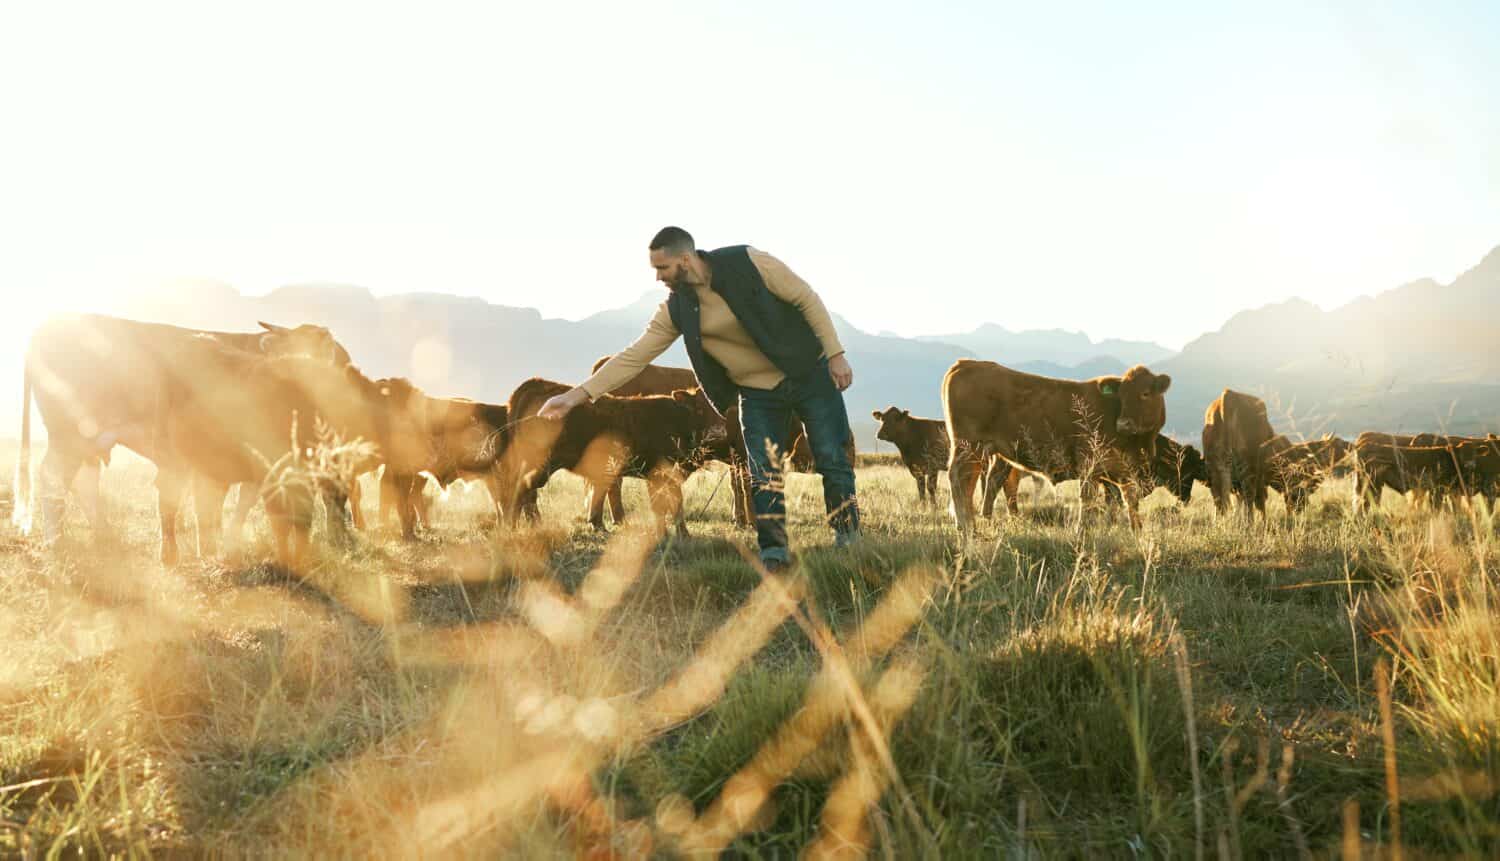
[{"left": 666, "top": 246, "right": 827, "bottom": 414}]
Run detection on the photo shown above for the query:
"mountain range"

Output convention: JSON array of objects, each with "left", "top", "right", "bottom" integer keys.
[{"left": 12, "top": 244, "right": 1500, "bottom": 451}]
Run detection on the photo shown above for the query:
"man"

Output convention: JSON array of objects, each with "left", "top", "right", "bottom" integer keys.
[{"left": 537, "top": 226, "right": 859, "bottom": 571}]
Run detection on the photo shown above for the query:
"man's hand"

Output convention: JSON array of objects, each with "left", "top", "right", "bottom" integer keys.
[
  {"left": 537, "top": 387, "right": 591, "bottom": 421},
  {"left": 828, "top": 354, "right": 854, "bottom": 391}
]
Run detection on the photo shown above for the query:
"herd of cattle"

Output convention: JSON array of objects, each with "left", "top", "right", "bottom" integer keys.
[{"left": 12, "top": 314, "right": 1500, "bottom": 570}]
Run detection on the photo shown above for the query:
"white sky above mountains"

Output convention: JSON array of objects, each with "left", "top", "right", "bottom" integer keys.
[{"left": 3, "top": 0, "right": 1497, "bottom": 352}]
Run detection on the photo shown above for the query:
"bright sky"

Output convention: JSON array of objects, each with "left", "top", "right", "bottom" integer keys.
[{"left": 2, "top": 0, "right": 1497, "bottom": 352}]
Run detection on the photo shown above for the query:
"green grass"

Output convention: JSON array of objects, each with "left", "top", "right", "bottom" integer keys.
[{"left": 0, "top": 450, "right": 1496, "bottom": 857}]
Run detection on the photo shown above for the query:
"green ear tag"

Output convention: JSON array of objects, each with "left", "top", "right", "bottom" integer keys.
[{"left": 1101, "top": 382, "right": 1118, "bottom": 396}]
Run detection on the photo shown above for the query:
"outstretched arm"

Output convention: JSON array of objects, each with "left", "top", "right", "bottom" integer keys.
[{"left": 539, "top": 303, "right": 680, "bottom": 419}]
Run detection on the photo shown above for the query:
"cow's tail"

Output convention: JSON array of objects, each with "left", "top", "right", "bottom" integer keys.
[{"left": 12, "top": 361, "right": 33, "bottom": 534}]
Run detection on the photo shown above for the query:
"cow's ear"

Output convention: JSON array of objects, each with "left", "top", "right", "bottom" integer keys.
[
  {"left": 1152, "top": 374, "right": 1172, "bottom": 394},
  {"left": 1098, "top": 379, "right": 1120, "bottom": 398},
  {"left": 672, "top": 389, "right": 695, "bottom": 403},
  {"left": 258, "top": 321, "right": 287, "bottom": 333},
  {"left": 871, "top": 410, "right": 882, "bottom": 420},
  {"left": 901, "top": 409, "right": 911, "bottom": 417}
]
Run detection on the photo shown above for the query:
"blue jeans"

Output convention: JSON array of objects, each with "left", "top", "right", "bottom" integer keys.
[{"left": 738, "top": 359, "right": 860, "bottom": 564}]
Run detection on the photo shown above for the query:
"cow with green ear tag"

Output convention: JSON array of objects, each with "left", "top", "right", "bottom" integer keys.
[{"left": 940, "top": 360, "right": 1172, "bottom": 533}]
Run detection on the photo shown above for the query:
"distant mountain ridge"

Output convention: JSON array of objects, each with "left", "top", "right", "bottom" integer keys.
[
  {"left": 915, "top": 323, "right": 1175, "bottom": 367},
  {"left": 1158, "top": 244, "right": 1500, "bottom": 440},
  {"left": 9, "top": 243, "right": 1498, "bottom": 450}
]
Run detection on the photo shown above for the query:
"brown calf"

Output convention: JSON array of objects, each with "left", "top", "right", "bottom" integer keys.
[
  {"left": 587, "top": 356, "right": 754, "bottom": 528},
  {"left": 871, "top": 406, "right": 948, "bottom": 504},
  {"left": 508, "top": 384, "right": 727, "bottom": 536}
]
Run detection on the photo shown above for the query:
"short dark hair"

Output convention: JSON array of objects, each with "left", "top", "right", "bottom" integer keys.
[{"left": 649, "top": 226, "right": 695, "bottom": 256}]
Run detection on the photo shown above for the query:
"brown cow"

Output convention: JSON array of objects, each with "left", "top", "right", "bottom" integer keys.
[
  {"left": 1452, "top": 439, "right": 1500, "bottom": 507},
  {"left": 1201, "top": 389, "right": 1275, "bottom": 521},
  {"left": 1260, "top": 434, "right": 1353, "bottom": 513},
  {"left": 942, "top": 361, "right": 1172, "bottom": 532},
  {"left": 155, "top": 346, "right": 431, "bottom": 568},
  {"left": 16, "top": 314, "right": 352, "bottom": 545},
  {"left": 1353, "top": 437, "right": 1463, "bottom": 513},
  {"left": 587, "top": 356, "right": 754, "bottom": 528},
  {"left": 506, "top": 382, "right": 727, "bottom": 536},
  {"left": 356, "top": 396, "right": 511, "bottom": 535}
]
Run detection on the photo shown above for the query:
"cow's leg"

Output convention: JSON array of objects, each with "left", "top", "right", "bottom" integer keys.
[
  {"left": 1209, "top": 459, "right": 1233, "bottom": 518},
  {"left": 155, "top": 465, "right": 188, "bottom": 567},
  {"left": 1122, "top": 482, "right": 1144, "bottom": 531},
  {"left": 378, "top": 468, "right": 400, "bottom": 530},
  {"left": 191, "top": 473, "right": 229, "bottom": 559},
  {"left": 414, "top": 480, "right": 435, "bottom": 529},
  {"left": 979, "top": 459, "right": 999, "bottom": 519},
  {"left": 36, "top": 447, "right": 88, "bottom": 543},
  {"left": 948, "top": 442, "right": 984, "bottom": 534},
  {"left": 225, "top": 481, "right": 259, "bottom": 548},
  {"left": 925, "top": 471, "right": 940, "bottom": 507},
  {"left": 385, "top": 472, "right": 418, "bottom": 540},
  {"left": 483, "top": 470, "right": 507, "bottom": 523},
  {"left": 648, "top": 471, "right": 688, "bottom": 540},
  {"left": 75, "top": 459, "right": 106, "bottom": 535},
  {"left": 587, "top": 479, "right": 610, "bottom": 531},
  {"left": 607, "top": 477, "right": 626, "bottom": 526},
  {"left": 349, "top": 472, "right": 367, "bottom": 531},
  {"left": 266, "top": 486, "right": 315, "bottom": 572},
  {"left": 1251, "top": 461, "right": 1270, "bottom": 522},
  {"left": 1003, "top": 465, "right": 1021, "bottom": 516}
]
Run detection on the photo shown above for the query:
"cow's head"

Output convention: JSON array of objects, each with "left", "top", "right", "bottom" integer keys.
[
  {"left": 1175, "top": 442, "right": 1209, "bottom": 502},
  {"left": 1454, "top": 440, "right": 1500, "bottom": 477},
  {"left": 672, "top": 387, "right": 721, "bottom": 425},
  {"left": 871, "top": 406, "right": 911, "bottom": 443},
  {"left": 259, "top": 321, "right": 353, "bottom": 366},
  {"left": 1099, "top": 366, "right": 1170, "bottom": 437}
]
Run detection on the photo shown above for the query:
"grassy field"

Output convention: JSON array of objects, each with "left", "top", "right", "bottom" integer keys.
[{"left": 0, "top": 446, "right": 1496, "bottom": 857}]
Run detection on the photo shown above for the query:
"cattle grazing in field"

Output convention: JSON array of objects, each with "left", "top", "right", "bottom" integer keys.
[
  {"left": 1260, "top": 434, "right": 1353, "bottom": 512},
  {"left": 16, "top": 314, "right": 353, "bottom": 544},
  {"left": 1201, "top": 389, "right": 1275, "bottom": 521},
  {"left": 153, "top": 346, "right": 431, "bottom": 568},
  {"left": 941, "top": 361, "right": 1172, "bottom": 531},
  {"left": 1353, "top": 433, "right": 1500, "bottom": 512},
  {"left": 504, "top": 377, "right": 728, "bottom": 536},
  {"left": 1353, "top": 437, "right": 1462, "bottom": 513}
]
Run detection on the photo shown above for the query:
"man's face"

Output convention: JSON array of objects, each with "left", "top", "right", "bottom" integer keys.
[{"left": 650, "top": 248, "right": 697, "bottom": 290}]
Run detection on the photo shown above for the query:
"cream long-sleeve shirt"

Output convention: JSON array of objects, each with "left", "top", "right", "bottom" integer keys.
[{"left": 579, "top": 248, "right": 845, "bottom": 399}]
